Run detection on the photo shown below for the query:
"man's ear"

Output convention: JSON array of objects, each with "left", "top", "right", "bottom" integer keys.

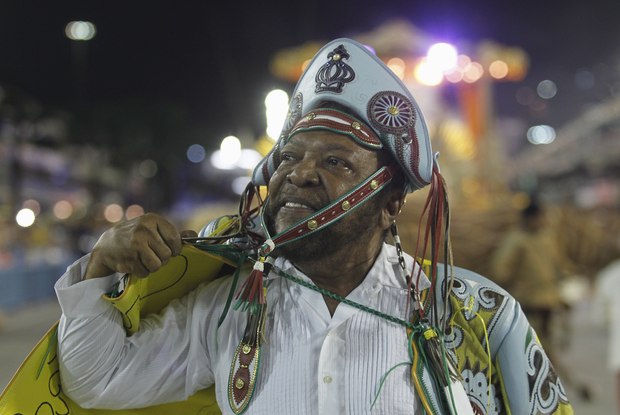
[{"left": 379, "top": 190, "right": 405, "bottom": 230}]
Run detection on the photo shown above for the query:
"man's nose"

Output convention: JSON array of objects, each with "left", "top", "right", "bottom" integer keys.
[{"left": 287, "top": 159, "right": 320, "bottom": 186}]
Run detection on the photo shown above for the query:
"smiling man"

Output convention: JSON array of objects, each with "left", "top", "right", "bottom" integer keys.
[{"left": 54, "top": 39, "right": 573, "bottom": 414}]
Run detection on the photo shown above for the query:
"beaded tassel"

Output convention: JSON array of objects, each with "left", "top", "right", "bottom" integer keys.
[{"left": 233, "top": 240, "right": 275, "bottom": 315}]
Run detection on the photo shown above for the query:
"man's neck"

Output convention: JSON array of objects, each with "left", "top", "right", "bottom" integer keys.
[{"left": 291, "top": 242, "right": 383, "bottom": 315}]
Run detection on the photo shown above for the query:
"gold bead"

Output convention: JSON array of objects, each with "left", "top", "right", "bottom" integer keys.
[
  {"left": 242, "top": 344, "right": 251, "bottom": 354},
  {"left": 306, "top": 112, "right": 316, "bottom": 121},
  {"left": 370, "top": 180, "right": 378, "bottom": 190},
  {"left": 388, "top": 106, "right": 399, "bottom": 115},
  {"left": 307, "top": 220, "right": 318, "bottom": 230},
  {"left": 351, "top": 121, "right": 361, "bottom": 130},
  {"left": 235, "top": 378, "right": 245, "bottom": 389},
  {"left": 332, "top": 53, "right": 341, "bottom": 61},
  {"left": 341, "top": 200, "right": 351, "bottom": 211}
]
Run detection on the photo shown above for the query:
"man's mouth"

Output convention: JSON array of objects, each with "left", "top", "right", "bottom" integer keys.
[
  {"left": 270, "top": 198, "right": 321, "bottom": 233},
  {"left": 282, "top": 201, "right": 314, "bottom": 210}
]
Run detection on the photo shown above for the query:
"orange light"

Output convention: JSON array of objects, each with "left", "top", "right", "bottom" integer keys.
[
  {"left": 53, "top": 200, "right": 73, "bottom": 220},
  {"left": 489, "top": 60, "right": 509, "bottom": 79},
  {"left": 387, "top": 57, "right": 406, "bottom": 80},
  {"left": 463, "top": 62, "right": 484, "bottom": 83},
  {"left": 104, "top": 204, "right": 124, "bottom": 223}
]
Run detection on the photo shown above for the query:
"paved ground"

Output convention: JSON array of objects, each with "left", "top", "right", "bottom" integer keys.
[{"left": 0, "top": 298, "right": 616, "bottom": 413}]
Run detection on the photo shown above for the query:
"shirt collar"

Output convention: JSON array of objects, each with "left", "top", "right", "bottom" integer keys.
[{"left": 271, "top": 242, "right": 431, "bottom": 293}]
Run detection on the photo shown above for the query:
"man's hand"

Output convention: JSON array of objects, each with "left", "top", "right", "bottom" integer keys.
[{"left": 84, "top": 213, "right": 185, "bottom": 279}]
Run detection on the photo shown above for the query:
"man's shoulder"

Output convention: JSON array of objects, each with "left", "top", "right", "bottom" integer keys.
[{"left": 434, "top": 264, "right": 519, "bottom": 332}]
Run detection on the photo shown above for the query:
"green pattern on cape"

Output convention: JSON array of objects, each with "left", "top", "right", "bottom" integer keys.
[{"left": 409, "top": 265, "right": 574, "bottom": 415}]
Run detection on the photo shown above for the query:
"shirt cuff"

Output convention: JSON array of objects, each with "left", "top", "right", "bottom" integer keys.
[{"left": 54, "top": 254, "right": 123, "bottom": 318}]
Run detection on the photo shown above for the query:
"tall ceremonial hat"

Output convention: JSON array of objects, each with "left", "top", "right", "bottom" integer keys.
[{"left": 252, "top": 38, "right": 434, "bottom": 193}]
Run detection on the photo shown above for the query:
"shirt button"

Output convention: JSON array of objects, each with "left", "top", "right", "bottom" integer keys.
[{"left": 323, "top": 375, "right": 333, "bottom": 384}]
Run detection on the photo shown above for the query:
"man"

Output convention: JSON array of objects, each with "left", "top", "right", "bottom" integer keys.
[
  {"left": 55, "top": 39, "right": 573, "bottom": 414},
  {"left": 490, "top": 200, "right": 565, "bottom": 350}
]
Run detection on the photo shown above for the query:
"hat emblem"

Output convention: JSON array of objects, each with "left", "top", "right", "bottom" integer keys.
[
  {"left": 368, "top": 91, "right": 416, "bottom": 136},
  {"left": 315, "top": 44, "right": 356, "bottom": 93}
]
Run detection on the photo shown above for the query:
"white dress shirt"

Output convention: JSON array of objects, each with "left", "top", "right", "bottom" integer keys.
[{"left": 56, "top": 243, "right": 429, "bottom": 414}]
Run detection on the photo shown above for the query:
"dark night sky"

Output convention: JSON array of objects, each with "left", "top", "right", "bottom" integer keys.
[{"left": 1, "top": 0, "right": 619, "bottom": 149}]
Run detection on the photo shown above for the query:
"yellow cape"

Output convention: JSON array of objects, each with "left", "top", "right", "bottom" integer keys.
[{"left": 0, "top": 243, "right": 237, "bottom": 414}]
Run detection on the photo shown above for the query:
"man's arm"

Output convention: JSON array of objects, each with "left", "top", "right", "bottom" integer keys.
[
  {"left": 494, "top": 298, "right": 573, "bottom": 414},
  {"left": 55, "top": 213, "right": 214, "bottom": 409}
]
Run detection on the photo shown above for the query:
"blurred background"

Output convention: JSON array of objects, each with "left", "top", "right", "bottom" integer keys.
[{"left": 1, "top": 0, "right": 619, "bottom": 411}]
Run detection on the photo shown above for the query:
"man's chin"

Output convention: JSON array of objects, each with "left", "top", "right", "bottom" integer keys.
[{"left": 272, "top": 212, "right": 314, "bottom": 235}]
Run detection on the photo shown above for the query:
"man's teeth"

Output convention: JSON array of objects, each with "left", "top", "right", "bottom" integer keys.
[{"left": 285, "top": 202, "right": 311, "bottom": 209}]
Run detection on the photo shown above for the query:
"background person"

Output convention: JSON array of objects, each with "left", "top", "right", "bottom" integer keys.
[{"left": 592, "top": 257, "right": 620, "bottom": 413}]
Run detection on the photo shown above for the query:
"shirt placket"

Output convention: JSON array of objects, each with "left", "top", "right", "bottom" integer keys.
[{"left": 317, "top": 325, "right": 345, "bottom": 414}]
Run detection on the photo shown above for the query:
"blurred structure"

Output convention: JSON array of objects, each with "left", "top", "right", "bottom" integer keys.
[{"left": 511, "top": 96, "right": 620, "bottom": 207}]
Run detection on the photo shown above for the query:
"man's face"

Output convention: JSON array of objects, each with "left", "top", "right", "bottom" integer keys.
[{"left": 263, "top": 130, "right": 386, "bottom": 260}]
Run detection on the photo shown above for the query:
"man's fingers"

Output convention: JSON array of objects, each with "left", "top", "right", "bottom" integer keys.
[
  {"left": 148, "top": 239, "right": 173, "bottom": 264},
  {"left": 138, "top": 249, "right": 163, "bottom": 275},
  {"left": 180, "top": 229, "right": 198, "bottom": 238},
  {"left": 156, "top": 221, "right": 182, "bottom": 256},
  {"left": 116, "top": 260, "right": 150, "bottom": 278}
]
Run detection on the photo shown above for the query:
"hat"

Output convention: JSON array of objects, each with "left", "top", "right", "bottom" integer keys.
[{"left": 252, "top": 38, "right": 434, "bottom": 192}]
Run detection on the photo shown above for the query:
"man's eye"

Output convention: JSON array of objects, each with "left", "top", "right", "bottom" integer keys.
[
  {"left": 326, "top": 157, "right": 348, "bottom": 168},
  {"left": 280, "top": 152, "right": 295, "bottom": 161}
]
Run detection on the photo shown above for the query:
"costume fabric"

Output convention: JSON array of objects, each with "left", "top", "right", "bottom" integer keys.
[
  {"left": 56, "top": 243, "right": 573, "bottom": 414},
  {"left": 426, "top": 265, "right": 572, "bottom": 414}
]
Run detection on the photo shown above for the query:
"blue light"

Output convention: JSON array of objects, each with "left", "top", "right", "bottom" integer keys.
[{"left": 187, "top": 144, "right": 206, "bottom": 163}]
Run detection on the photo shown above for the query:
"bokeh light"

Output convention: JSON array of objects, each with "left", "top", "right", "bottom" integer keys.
[
  {"left": 139, "top": 159, "right": 158, "bottom": 178},
  {"left": 527, "top": 125, "right": 556, "bottom": 145},
  {"left": 187, "top": 144, "right": 206, "bottom": 163},
  {"left": 232, "top": 176, "right": 251, "bottom": 195},
  {"left": 489, "top": 60, "right": 509, "bottom": 79},
  {"left": 413, "top": 58, "right": 443, "bottom": 86},
  {"left": 16, "top": 208, "right": 36, "bottom": 227},
  {"left": 210, "top": 136, "right": 242, "bottom": 170},
  {"left": 265, "top": 89, "right": 289, "bottom": 140},
  {"left": 445, "top": 70, "right": 463, "bottom": 83},
  {"left": 462, "top": 62, "right": 484, "bottom": 83},
  {"left": 104, "top": 204, "right": 124, "bottom": 223},
  {"left": 426, "top": 43, "right": 458, "bottom": 71},
  {"left": 22, "top": 199, "right": 41, "bottom": 216},
  {"left": 125, "top": 204, "right": 145, "bottom": 220},
  {"left": 444, "top": 55, "right": 475, "bottom": 83},
  {"left": 236, "top": 149, "right": 263, "bottom": 169},
  {"left": 221, "top": 135, "right": 241, "bottom": 156},
  {"left": 53, "top": 200, "right": 74, "bottom": 220},
  {"left": 387, "top": 57, "right": 406, "bottom": 80},
  {"left": 537, "top": 80, "right": 557, "bottom": 99},
  {"left": 65, "top": 21, "right": 97, "bottom": 41}
]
